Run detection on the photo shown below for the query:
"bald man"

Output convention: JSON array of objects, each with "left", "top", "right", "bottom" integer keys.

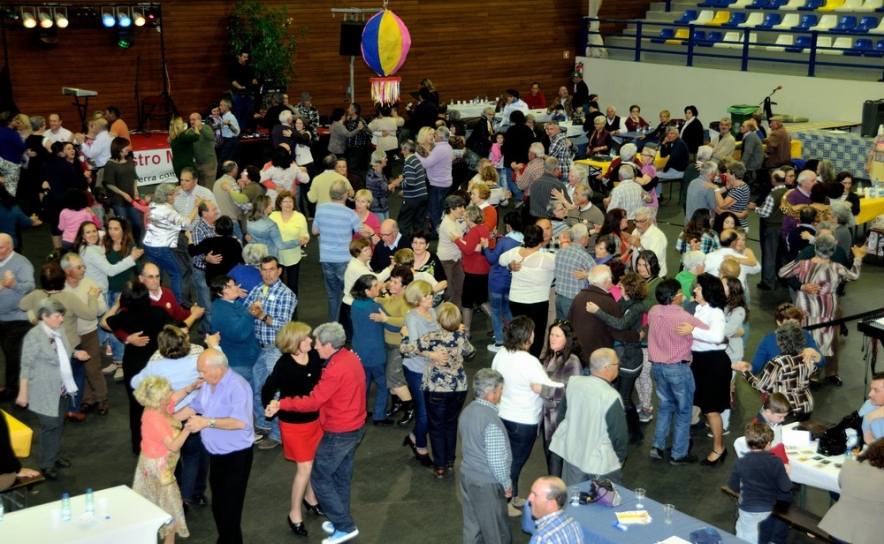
[
  {"left": 527, "top": 476, "right": 585, "bottom": 543},
  {"left": 190, "top": 112, "right": 219, "bottom": 189},
  {"left": 370, "top": 219, "right": 411, "bottom": 272}
]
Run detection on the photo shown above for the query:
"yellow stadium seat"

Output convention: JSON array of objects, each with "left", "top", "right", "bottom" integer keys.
[
  {"left": 819, "top": 0, "right": 846, "bottom": 10},
  {"left": 706, "top": 11, "right": 731, "bottom": 26},
  {"left": 3, "top": 409, "right": 32, "bottom": 458},
  {"left": 665, "top": 28, "right": 690, "bottom": 45}
]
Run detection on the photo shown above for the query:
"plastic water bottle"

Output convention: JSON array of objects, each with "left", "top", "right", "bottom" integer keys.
[
  {"left": 61, "top": 493, "right": 71, "bottom": 522},
  {"left": 85, "top": 488, "right": 95, "bottom": 515}
]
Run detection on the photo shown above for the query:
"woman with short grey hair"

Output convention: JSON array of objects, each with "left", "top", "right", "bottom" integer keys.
[
  {"left": 16, "top": 298, "right": 90, "bottom": 479},
  {"left": 779, "top": 234, "right": 866, "bottom": 383},
  {"left": 733, "top": 322, "right": 815, "bottom": 418},
  {"left": 314, "top": 322, "right": 347, "bottom": 351},
  {"left": 828, "top": 200, "right": 854, "bottom": 251},
  {"left": 227, "top": 243, "right": 268, "bottom": 297}
]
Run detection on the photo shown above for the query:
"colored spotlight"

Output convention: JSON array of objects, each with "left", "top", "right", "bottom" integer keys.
[
  {"left": 117, "top": 8, "right": 131, "bottom": 28},
  {"left": 22, "top": 10, "right": 36, "bottom": 28},
  {"left": 38, "top": 11, "right": 53, "bottom": 29},
  {"left": 133, "top": 10, "right": 146, "bottom": 27},
  {"left": 54, "top": 8, "right": 69, "bottom": 29},
  {"left": 101, "top": 10, "right": 115, "bottom": 28}
]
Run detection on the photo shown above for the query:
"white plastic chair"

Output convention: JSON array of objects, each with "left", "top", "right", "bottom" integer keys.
[
  {"left": 856, "top": 0, "right": 884, "bottom": 12},
  {"left": 782, "top": 0, "right": 806, "bottom": 8},
  {"left": 816, "top": 35, "right": 834, "bottom": 54},
  {"left": 766, "top": 34, "right": 794, "bottom": 51},
  {"left": 733, "top": 0, "right": 755, "bottom": 6},
  {"left": 696, "top": 10, "right": 715, "bottom": 25},
  {"left": 773, "top": 13, "right": 800, "bottom": 29},
  {"left": 741, "top": 13, "right": 765, "bottom": 27},
  {"left": 822, "top": 36, "right": 852, "bottom": 53},
  {"left": 811, "top": 14, "right": 839, "bottom": 31},
  {"left": 715, "top": 31, "right": 744, "bottom": 48},
  {"left": 837, "top": 0, "right": 865, "bottom": 9}
]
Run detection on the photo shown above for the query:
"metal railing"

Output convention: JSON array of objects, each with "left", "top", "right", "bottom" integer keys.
[{"left": 584, "top": 16, "right": 884, "bottom": 78}]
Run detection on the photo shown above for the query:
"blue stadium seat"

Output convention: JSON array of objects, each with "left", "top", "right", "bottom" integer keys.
[
  {"left": 798, "top": 0, "right": 825, "bottom": 9},
  {"left": 747, "top": 0, "right": 773, "bottom": 8},
  {"left": 832, "top": 16, "right": 858, "bottom": 32},
  {"left": 675, "top": 10, "right": 699, "bottom": 24},
  {"left": 691, "top": 30, "right": 708, "bottom": 45},
  {"left": 786, "top": 35, "right": 812, "bottom": 51},
  {"left": 845, "top": 38, "right": 873, "bottom": 55},
  {"left": 698, "top": 0, "right": 722, "bottom": 7},
  {"left": 758, "top": 13, "right": 783, "bottom": 28},
  {"left": 772, "top": 0, "right": 792, "bottom": 6},
  {"left": 792, "top": 14, "right": 819, "bottom": 30},
  {"left": 866, "top": 39, "right": 884, "bottom": 56},
  {"left": 857, "top": 16, "right": 878, "bottom": 32},
  {"left": 651, "top": 28, "right": 676, "bottom": 44},
  {"left": 721, "top": 12, "right": 749, "bottom": 27},
  {"left": 701, "top": 30, "right": 724, "bottom": 46}
]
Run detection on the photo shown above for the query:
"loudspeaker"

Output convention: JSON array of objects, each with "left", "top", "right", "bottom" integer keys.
[
  {"left": 340, "top": 21, "right": 365, "bottom": 56},
  {"left": 862, "top": 99, "right": 884, "bottom": 138}
]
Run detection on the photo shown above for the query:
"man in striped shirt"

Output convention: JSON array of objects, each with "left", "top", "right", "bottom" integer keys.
[
  {"left": 647, "top": 278, "right": 708, "bottom": 466},
  {"left": 391, "top": 140, "right": 428, "bottom": 237}
]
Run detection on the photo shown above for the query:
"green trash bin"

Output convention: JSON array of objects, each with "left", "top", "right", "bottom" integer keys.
[{"left": 727, "top": 105, "right": 759, "bottom": 137}]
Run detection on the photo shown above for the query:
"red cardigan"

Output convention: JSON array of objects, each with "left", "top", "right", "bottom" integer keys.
[
  {"left": 455, "top": 224, "right": 492, "bottom": 275},
  {"left": 280, "top": 348, "right": 367, "bottom": 433}
]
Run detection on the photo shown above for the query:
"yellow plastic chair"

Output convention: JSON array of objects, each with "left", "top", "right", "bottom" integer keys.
[
  {"left": 665, "top": 28, "right": 690, "bottom": 45},
  {"left": 819, "top": 0, "right": 846, "bottom": 11},
  {"left": 706, "top": 11, "right": 731, "bottom": 26}
]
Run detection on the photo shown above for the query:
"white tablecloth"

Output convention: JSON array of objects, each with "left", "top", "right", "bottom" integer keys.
[
  {"left": 448, "top": 101, "right": 496, "bottom": 119},
  {"left": 0, "top": 485, "right": 173, "bottom": 543}
]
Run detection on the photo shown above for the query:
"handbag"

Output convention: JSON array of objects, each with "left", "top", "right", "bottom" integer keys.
[
  {"left": 689, "top": 527, "right": 722, "bottom": 544},
  {"left": 578, "top": 478, "right": 622, "bottom": 507},
  {"left": 814, "top": 411, "right": 863, "bottom": 456}
]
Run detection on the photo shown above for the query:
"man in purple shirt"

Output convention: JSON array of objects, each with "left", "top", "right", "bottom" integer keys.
[
  {"left": 418, "top": 125, "right": 453, "bottom": 232},
  {"left": 176, "top": 349, "right": 254, "bottom": 544}
]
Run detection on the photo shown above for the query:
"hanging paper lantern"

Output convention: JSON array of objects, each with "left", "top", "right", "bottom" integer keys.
[{"left": 361, "top": 9, "right": 411, "bottom": 105}]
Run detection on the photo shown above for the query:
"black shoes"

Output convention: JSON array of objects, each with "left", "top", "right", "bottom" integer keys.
[
  {"left": 385, "top": 395, "right": 403, "bottom": 419},
  {"left": 303, "top": 499, "right": 325, "bottom": 517},
  {"left": 192, "top": 493, "right": 208, "bottom": 507},
  {"left": 403, "top": 434, "right": 434, "bottom": 466},
  {"left": 41, "top": 466, "right": 59, "bottom": 480},
  {"left": 700, "top": 449, "right": 728, "bottom": 467},
  {"left": 397, "top": 401, "right": 416, "bottom": 426},
  {"left": 650, "top": 447, "right": 665, "bottom": 460},
  {"left": 55, "top": 458, "right": 72, "bottom": 468},
  {"left": 826, "top": 375, "right": 844, "bottom": 387},
  {"left": 670, "top": 453, "right": 698, "bottom": 465},
  {"left": 287, "top": 515, "right": 309, "bottom": 537},
  {"left": 373, "top": 418, "right": 395, "bottom": 426}
]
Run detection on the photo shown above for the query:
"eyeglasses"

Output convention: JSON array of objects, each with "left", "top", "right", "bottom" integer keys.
[
  {"left": 379, "top": 232, "right": 395, "bottom": 238},
  {"left": 634, "top": 218, "right": 649, "bottom": 224}
]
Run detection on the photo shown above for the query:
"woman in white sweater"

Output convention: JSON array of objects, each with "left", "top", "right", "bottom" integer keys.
[
  {"left": 675, "top": 273, "right": 728, "bottom": 466},
  {"left": 498, "top": 224, "right": 556, "bottom": 357},
  {"left": 491, "top": 315, "right": 562, "bottom": 515},
  {"left": 437, "top": 195, "right": 465, "bottom": 310},
  {"left": 340, "top": 237, "right": 394, "bottom": 341}
]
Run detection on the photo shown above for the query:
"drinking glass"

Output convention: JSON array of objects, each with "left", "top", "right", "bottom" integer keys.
[
  {"left": 663, "top": 503, "right": 675, "bottom": 524},
  {"left": 569, "top": 486, "right": 581, "bottom": 506},
  {"left": 634, "top": 488, "right": 646, "bottom": 509}
]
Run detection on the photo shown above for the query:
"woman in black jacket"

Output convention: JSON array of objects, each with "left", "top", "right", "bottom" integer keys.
[{"left": 680, "top": 105, "right": 704, "bottom": 155}]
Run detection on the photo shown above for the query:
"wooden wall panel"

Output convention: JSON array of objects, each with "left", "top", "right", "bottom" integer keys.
[{"left": 2, "top": 0, "right": 655, "bottom": 128}]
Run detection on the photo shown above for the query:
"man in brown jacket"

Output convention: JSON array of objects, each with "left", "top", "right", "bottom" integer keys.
[{"left": 567, "top": 265, "right": 641, "bottom": 356}]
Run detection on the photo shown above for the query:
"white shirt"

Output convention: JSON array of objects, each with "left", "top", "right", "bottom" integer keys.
[
  {"left": 703, "top": 247, "right": 761, "bottom": 291},
  {"left": 498, "top": 247, "right": 556, "bottom": 303},
  {"left": 492, "top": 349, "right": 561, "bottom": 425},
  {"left": 634, "top": 224, "right": 668, "bottom": 277},
  {"left": 691, "top": 303, "right": 726, "bottom": 352},
  {"left": 82, "top": 131, "right": 113, "bottom": 168},
  {"left": 44, "top": 127, "right": 73, "bottom": 146}
]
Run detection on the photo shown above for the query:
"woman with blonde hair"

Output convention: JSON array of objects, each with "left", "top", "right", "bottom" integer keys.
[
  {"left": 269, "top": 191, "right": 309, "bottom": 297},
  {"left": 353, "top": 188, "right": 381, "bottom": 244},
  {"left": 400, "top": 280, "right": 438, "bottom": 467},
  {"left": 262, "top": 322, "right": 324, "bottom": 536},
  {"left": 133, "top": 375, "right": 192, "bottom": 543},
  {"left": 168, "top": 116, "right": 199, "bottom": 179},
  {"left": 416, "top": 126, "right": 435, "bottom": 158}
]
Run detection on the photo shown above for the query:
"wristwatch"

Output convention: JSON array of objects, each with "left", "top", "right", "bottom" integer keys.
[{"left": 209, "top": 418, "right": 216, "bottom": 429}]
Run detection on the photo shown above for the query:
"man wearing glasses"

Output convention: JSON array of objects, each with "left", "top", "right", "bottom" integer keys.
[
  {"left": 370, "top": 219, "right": 411, "bottom": 272},
  {"left": 549, "top": 348, "right": 628, "bottom": 485},
  {"left": 629, "top": 207, "right": 668, "bottom": 277}
]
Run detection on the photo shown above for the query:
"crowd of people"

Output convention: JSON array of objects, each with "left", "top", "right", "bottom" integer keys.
[{"left": 2, "top": 68, "right": 884, "bottom": 544}]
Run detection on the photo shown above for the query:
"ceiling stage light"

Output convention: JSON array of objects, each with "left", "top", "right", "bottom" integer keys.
[
  {"left": 54, "top": 8, "right": 69, "bottom": 29},
  {"left": 38, "top": 10, "right": 53, "bottom": 28},
  {"left": 22, "top": 9, "right": 36, "bottom": 28},
  {"left": 101, "top": 10, "right": 115, "bottom": 28},
  {"left": 133, "top": 9, "right": 146, "bottom": 27},
  {"left": 117, "top": 7, "right": 132, "bottom": 28}
]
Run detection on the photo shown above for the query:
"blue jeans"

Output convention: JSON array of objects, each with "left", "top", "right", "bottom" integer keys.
[
  {"left": 321, "top": 261, "right": 348, "bottom": 323},
  {"left": 192, "top": 267, "right": 212, "bottom": 333},
  {"left": 427, "top": 186, "right": 449, "bottom": 231},
  {"left": 425, "top": 390, "right": 467, "bottom": 469},
  {"left": 503, "top": 166, "right": 524, "bottom": 202},
  {"left": 311, "top": 426, "right": 365, "bottom": 534},
  {"left": 403, "top": 366, "right": 429, "bottom": 449},
  {"left": 651, "top": 362, "right": 696, "bottom": 459},
  {"left": 175, "top": 431, "right": 209, "bottom": 502},
  {"left": 488, "top": 290, "right": 513, "bottom": 346},
  {"left": 231, "top": 93, "right": 252, "bottom": 133},
  {"left": 112, "top": 204, "right": 144, "bottom": 246},
  {"left": 365, "top": 364, "right": 389, "bottom": 421},
  {"left": 144, "top": 245, "right": 183, "bottom": 303},
  {"left": 502, "top": 419, "right": 538, "bottom": 497},
  {"left": 256, "top": 347, "right": 282, "bottom": 441},
  {"left": 555, "top": 294, "right": 573, "bottom": 321},
  {"left": 99, "top": 290, "right": 124, "bottom": 362},
  {"left": 231, "top": 363, "right": 266, "bottom": 433}
]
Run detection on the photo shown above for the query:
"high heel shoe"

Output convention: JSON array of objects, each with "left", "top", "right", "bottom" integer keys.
[
  {"left": 403, "top": 434, "right": 417, "bottom": 454},
  {"left": 700, "top": 449, "right": 728, "bottom": 467},
  {"left": 397, "top": 401, "right": 415, "bottom": 426},
  {"left": 287, "top": 515, "right": 309, "bottom": 536},
  {"left": 385, "top": 395, "right": 403, "bottom": 418},
  {"left": 302, "top": 498, "right": 325, "bottom": 517},
  {"left": 416, "top": 451, "right": 434, "bottom": 467}
]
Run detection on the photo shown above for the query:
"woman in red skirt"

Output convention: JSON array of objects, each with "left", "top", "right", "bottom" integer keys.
[{"left": 262, "top": 322, "right": 325, "bottom": 537}]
